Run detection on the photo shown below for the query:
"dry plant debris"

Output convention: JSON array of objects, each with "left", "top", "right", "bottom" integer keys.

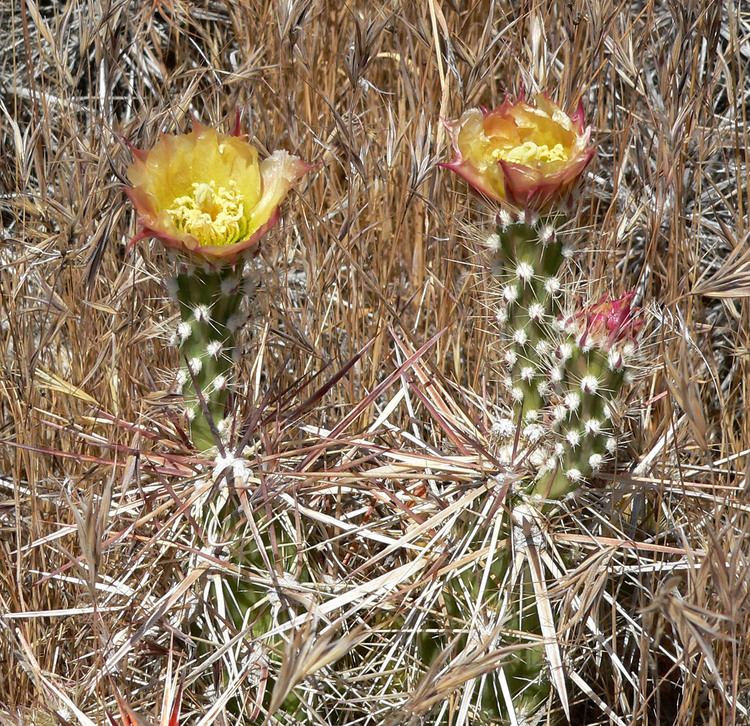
[{"left": 2, "top": 0, "right": 750, "bottom": 724}]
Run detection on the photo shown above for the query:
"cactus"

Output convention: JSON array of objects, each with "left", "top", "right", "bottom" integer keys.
[
  {"left": 438, "top": 93, "right": 643, "bottom": 722},
  {"left": 125, "top": 121, "right": 313, "bottom": 721},
  {"left": 170, "top": 263, "right": 250, "bottom": 451}
]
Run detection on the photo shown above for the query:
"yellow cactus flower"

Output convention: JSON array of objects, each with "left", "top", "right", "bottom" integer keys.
[
  {"left": 126, "top": 122, "right": 309, "bottom": 263},
  {"left": 441, "top": 93, "right": 594, "bottom": 209}
]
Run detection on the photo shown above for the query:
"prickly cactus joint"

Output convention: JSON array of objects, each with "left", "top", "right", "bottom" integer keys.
[
  {"left": 172, "top": 264, "right": 250, "bottom": 451},
  {"left": 490, "top": 209, "right": 566, "bottom": 422}
]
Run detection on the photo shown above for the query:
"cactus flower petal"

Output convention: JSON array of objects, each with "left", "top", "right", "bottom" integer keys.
[
  {"left": 441, "top": 94, "right": 594, "bottom": 209},
  {"left": 126, "top": 123, "right": 309, "bottom": 264}
]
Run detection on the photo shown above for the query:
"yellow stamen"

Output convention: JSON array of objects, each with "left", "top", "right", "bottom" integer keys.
[
  {"left": 168, "top": 180, "right": 248, "bottom": 247},
  {"left": 492, "top": 141, "right": 568, "bottom": 166}
]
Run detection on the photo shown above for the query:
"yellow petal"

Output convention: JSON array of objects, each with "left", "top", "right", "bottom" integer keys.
[{"left": 247, "top": 150, "right": 309, "bottom": 235}]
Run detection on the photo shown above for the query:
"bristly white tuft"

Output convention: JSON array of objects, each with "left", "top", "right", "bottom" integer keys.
[
  {"left": 584, "top": 418, "right": 602, "bottom": 434},
  {"left": 486, "top": 232, "right": 502, "bottom": 251},
  {"left": 193, "top": 304, "right": 212, "bottom": 322},
  {"left": 492, "top": 417, "right": 516, "bottom": 438},
  {"left": 580, "top": 374, "right": 599, "bottom": 394},
  {"left": 177, "top": 321, "right": 192, "bottom": 343},
  {"left": 516, "top": 262, "right": 534, "bottom": 283},
  {"left": 220, "top": 276, "right": 239, "bottom": 296},
  {"left": 503, "top": 284, "right": 519, "bottom": 303},
  {"left": 206, "top": 340, "right": 223, "bottom": 358},
  {"left": 528, "top": 302, "right": 545, "bottom": 320},
  {"left": 498, "top": 209, "right": 513, "bottom": 229}
]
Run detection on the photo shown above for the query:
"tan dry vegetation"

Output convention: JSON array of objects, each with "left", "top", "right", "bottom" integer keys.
[{"left": 2, "top": 0, "right": 750, "bottom": 724}]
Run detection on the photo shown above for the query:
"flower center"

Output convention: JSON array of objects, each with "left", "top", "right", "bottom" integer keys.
[
  {"left": 492, "top": 141, "right": 568, "bottom": 166},
  {"left": 168, "top": 180, "right": 248, "bottom": 247}
]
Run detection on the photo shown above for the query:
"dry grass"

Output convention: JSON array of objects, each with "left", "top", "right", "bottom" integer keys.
[{"left": 2, "top": 0, "right": 750, "bottom": 723}]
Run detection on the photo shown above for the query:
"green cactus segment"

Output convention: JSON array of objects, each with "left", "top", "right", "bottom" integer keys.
[
  {"left": 533, "top": 337, "right": 629, "bottom": 500},
  {"left": 492, "top": 213, "right": 565, "bottom": 423},
  {"left": 500, "top": 571, "right": 551, "bottom": 719},
  {"left": 173, "top": 266, "right": 249, "bottom": 451}
]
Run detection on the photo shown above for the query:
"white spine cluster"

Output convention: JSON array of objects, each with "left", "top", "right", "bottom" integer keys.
[
  {"left": 523, "top": 423, "right": 544, "bottom": 442},
  {"left": 206, "top": 340, "right": 223, "bottom": 358},
  {"left": 220, "top": 276, "right": 239, "bottom": 296},
  {"left": 503, "top": 284, "right": 519, "bottom": 303},
  {"left": 580, "top": 374, "right": 599, "bottom": 394},
  {"left": 178, "top": 321, "right": 192, "bottom": 343},
  {"left": 193, "top": 304, "right": 212, "bottom": 322},
  {"left": 565, "top": 429, "right": 581, "bottom": 447},
  {"left": 165, "top": 277, "right": 179, "bottom": 299},
  {"left": 584, "top": 418, "right": 602, "bottom": 435},
  {"left": 486, "top": 233, "right": 502, "bottom": 252},
  {"left": 498, "top": 209, "right": 513, "bottom": 229},
  {"left": 528, "top": 302, "right": 545, "bottom": 321},
  {"left": 492, "top": 417, "right": 516, "bottom": 438},
  {"left": 516, "top": 262, "right": 534, "bottom": 283},
  {"left": 544, "top": 277, "right": 561, "bottom": 295}
]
